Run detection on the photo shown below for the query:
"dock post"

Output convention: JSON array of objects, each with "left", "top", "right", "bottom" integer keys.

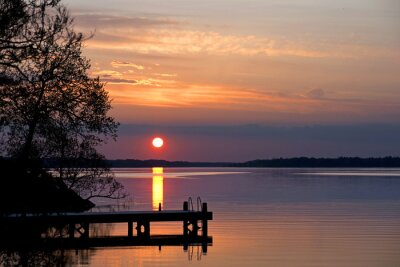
[
  {"left": 128, "top": 221, "right": 133, "bottom": 238},
  {"left": 202, "top": 203, "right": 208, "bottom": 238},
  {"left": 183, "top": 201, "right": 189, "bottom": 236},
  {"left": 82, "top": 222, "right": 89, "bottom": 239},
  {"left": 137, "top": 221, "right": 150, "bottom": 238},
  {"left": 191, "top": 220, "right": 199, "bottom": 236},
  {"left": 68, "top": 223, "right": 75, "bottom": 239},
  {"left": 202, "top": 242, "right": 208, "bottom": 254},
  {"left": 144, "top": 221, "right": 150, "bottom": 237}
]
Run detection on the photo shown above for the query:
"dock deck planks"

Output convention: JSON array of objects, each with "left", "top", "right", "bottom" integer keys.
[{"left": 0, "top": 201, "right": 213, "bottom": 247}]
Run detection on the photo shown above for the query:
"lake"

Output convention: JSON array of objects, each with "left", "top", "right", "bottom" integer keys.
[{"left": 3, "top": 168, "right": 400, "bottom": 266}]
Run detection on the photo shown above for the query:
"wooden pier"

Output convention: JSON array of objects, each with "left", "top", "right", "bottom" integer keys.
[{"left": 0, "top": 201, "right": 212, "bottom": 249}]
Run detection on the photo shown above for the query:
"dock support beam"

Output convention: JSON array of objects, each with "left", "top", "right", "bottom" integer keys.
[
  {"left": 183, "top": 201, "right": 189, "bottom": 236},
  {"left": 82, "top": 222, "right": 89, "bottom": 239},
  {"left": 137, "top": 221, "right": 150, "bottom": 238},
  {"left": 68, "top": 223, "right": 75, "bottom": 239},
  {"left": 183, "top": 201, "right": 205, "bottom": 237},
  {"left": 202, "top": 203, "right": 208, "bottom": 238},
  {"left": 128, "top": 221, "right": 133, "bottom": 238}
]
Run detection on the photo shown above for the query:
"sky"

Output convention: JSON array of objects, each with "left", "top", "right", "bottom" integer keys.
[{"left": 64, "top": 0, "right": 400, "bottom": 161}]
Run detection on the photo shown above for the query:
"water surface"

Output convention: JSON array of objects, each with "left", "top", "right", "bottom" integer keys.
[
  {"left": 4, "top": 168, "right": 400, "bottom": 266},
  {"left": 82, "top": 168, "right": 400, "bottom": 267}
]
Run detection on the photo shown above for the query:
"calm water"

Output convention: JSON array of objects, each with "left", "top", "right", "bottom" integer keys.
[{"left": 4, "top": 168, "right": 400, "bottom": 266}]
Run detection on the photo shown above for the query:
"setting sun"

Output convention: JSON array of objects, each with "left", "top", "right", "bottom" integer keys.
[{"left": 152, "top": 137, "right": 164, "bottom": 148}]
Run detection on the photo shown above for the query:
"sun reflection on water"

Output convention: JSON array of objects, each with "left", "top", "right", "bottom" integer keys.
[{"left": 152, "top": 167, "right": 164, "bottom": 211}]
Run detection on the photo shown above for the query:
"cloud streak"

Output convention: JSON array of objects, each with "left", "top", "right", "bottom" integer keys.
[
  {"left": 103, "top": 78, "right": 137, "bottom": 85},
  {"left": 111, "top": 60, "right": 145, "bottom": 70},
  {"left": 75, "top": 12, "right": 397, "bottom": 60},
  {"left": 88, "top": 29, "right": 339, "bottom": 58},
  {"left": 74, "top": 13, "right": 179, "bottom": 29}
]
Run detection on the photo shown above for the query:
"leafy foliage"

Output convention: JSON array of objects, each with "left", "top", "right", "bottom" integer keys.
[{"left": 0, "top": 0, "right": 125, "bottom": 201}]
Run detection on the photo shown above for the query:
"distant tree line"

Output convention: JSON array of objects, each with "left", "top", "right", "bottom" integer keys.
[
  {"left": 42, "top": 157, "right": 400, "bottom": 168},
  {"left": 233, "top": 157, "right": 400, "bottom": 168},
  {"left": 44, "top": 158, "right": 232, "bottom": 168}
]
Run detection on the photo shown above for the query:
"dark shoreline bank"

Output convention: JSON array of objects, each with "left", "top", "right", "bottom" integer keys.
[{"left": 0, "top": 158, "right": 94, "bottom": 214}]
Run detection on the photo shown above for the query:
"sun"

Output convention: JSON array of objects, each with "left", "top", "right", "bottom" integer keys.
[{"left": 152, "top": 137, "right": 164, "bottom": 148}]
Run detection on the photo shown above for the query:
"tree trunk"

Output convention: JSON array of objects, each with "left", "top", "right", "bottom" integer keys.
[{"left": 20, "top": 85, "right": 46, "bottom": 163}]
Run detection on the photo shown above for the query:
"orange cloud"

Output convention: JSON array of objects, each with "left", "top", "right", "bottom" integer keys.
[
  {"left": 84, "top": 21, "right": 397, "bottom": 60},
  {"left": 77, "top": 12, "right": 400, "bottom": 125},
  {"left": 88, "top": 29, "right": 334, "bottom": 58},
  {"left": 105, "top": 78, "right": 400, "bottom": 122},
  {"left": 105, "top": 81, "right": 331, "bottom": 113}
]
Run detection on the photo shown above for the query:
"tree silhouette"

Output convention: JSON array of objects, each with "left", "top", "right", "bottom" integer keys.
[{"left": 0, "top": 0, "right": 125, "bottom": 201}]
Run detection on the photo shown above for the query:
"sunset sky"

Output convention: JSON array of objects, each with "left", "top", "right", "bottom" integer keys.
[{"left": 65, "top": 0, "right": 400, "bottom": 161}]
